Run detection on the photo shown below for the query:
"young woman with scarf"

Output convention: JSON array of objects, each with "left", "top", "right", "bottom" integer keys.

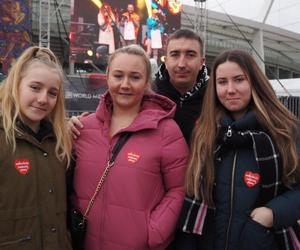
[{"left": 176, "top": 49, "right": 300, "bottom": 250}]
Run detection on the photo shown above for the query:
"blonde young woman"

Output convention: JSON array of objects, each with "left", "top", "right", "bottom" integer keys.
[
  {"left": 70, "top": 45, "right": 188, "bottom": 250},
  {"left": 176, "top": 49, "right": 300, "bottom": 250},
  {"left": 0, "top": 46, "right": 72, "bottom": 249}
]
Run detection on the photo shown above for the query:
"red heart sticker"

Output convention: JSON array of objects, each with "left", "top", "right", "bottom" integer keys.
[
  {"left": 127, "top": 152, "right": 140, "bottom": 164},
  {"left": 244, "top": 171, "right": 260, "bottom": 188},
  {"left": 15, "top": 159, "right": 31, "bottom": 175}
]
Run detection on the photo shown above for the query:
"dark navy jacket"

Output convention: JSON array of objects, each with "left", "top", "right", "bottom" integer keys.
[
  {"left": 212, "top": 112, "right": 300, "bottom": 250},
  {"left": 214, "top": 112, "right": 262, "bottom": 250}
]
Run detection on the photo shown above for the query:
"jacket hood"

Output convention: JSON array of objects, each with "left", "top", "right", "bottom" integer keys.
[{"left": 95, "top": 91, "right": 176, "bottom": 132}]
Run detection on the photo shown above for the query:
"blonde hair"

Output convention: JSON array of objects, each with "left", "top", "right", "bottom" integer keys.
[
  {"left": 0, "top": 46, "right": 72, "bottom": 166},
  {"left": 107, "top": 44, "right": 152, "bottom": 84},
  {"left": 186, "top": 49, "right": 300, "bottom": 206}
]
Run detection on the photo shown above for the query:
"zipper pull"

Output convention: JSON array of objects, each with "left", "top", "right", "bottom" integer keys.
[
  {"left": 179, "top": 96, "right": 185, "bottom": 108},
  {"left": 178, "top": 100, "right": 183, "bottom": 108},
  {"left": 226, "top": 126, "right": 232, "bottom": 137}
]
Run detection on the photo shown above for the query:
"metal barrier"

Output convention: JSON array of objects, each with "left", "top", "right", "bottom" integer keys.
[{"left": 279, "top": 96, "right": 300, "bottom": 119}]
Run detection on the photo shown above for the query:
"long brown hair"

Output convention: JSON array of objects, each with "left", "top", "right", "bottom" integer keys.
[
  {"left": 0, "top": 46, "right": 72, "bottom": 166},
  {"left": 186, "top": 49, "right": 300, "bottom": 206}
]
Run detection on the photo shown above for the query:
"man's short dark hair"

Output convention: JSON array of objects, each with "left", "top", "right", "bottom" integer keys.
[{"left": 166, "top": 29, "right": 204, "bottom": 55}]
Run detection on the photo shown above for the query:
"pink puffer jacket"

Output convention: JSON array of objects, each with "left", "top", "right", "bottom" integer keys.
[{"left": 72, "top": 92, "right": 189, "bottom": 250}]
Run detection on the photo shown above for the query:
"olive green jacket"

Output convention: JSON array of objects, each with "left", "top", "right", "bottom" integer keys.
[{"left": 0, "top": 120, "right": 72, "bottom": 250}]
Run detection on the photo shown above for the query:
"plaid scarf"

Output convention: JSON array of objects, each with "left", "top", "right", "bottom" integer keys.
[{"left": 178, "top": 126, "right": 300, "bottom": 250}]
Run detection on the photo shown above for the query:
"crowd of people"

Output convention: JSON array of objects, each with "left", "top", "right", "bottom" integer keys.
[{"left": 0, "top": 28, "right": 299, "bottom": 250}]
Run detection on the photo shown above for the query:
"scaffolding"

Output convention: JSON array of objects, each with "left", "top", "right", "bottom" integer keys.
[
  {"left": 194, "top": 0, "right": 207, "bottom": 55},
  {"left": 39, "top": 0, "right": 51, "bottom": 48},
  {"left": 38, "top": 0, "right": 67, "bottom": 48}
]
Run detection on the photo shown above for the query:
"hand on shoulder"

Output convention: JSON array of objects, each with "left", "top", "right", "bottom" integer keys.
[{"left": 67, "top": 112, "right": 90, "bottom": 139}]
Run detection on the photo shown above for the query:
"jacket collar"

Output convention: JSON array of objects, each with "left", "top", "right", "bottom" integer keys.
[
  {"left": 0, "top": 116, "right": 53, "bottom": 140},
  {"left": 16, "top": 119, "right": 53, "bottom": 142},
  {"left": 220, "top": 111, "right": 259, "bottom": 131},
  {"left": 95, "top": 91, "right": 176, "bottom": 132},
  {"left": 156, "top": 63, "right": 209, "bottom": 84},
  {"left": 154, "top": 63, "right": 209, "bottom": 99}
]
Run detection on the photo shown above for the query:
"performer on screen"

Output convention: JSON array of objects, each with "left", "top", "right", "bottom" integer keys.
[
  {"left": 120, "top": 4, "right": 140, "bottom": 45},
  {"left": 146, "top": 9, "right": 165, "bottom": 61},
  {"left": 98, "top": 3, "right": 116, "bottom": 54}
]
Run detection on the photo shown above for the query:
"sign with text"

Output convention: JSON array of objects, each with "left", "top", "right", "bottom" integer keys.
[{"left": 65, "top": 73, "right": 107, "bottom": 116}]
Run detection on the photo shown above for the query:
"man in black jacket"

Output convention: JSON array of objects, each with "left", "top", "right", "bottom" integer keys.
[
  {"left": 154, "top": 29, "right": 209, "bottom": 250},
  {"left": 154, "top": 29, "right": 209, "bottom": 144}
]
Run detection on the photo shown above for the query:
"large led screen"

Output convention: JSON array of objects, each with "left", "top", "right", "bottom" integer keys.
[{"left": 69, "top": 0, "right": 182, "bottom": 66}]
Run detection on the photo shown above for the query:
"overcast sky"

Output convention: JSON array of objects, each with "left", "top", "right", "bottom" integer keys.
[{"left": 181, "top": 0, "right": 300, "bottom": 34}]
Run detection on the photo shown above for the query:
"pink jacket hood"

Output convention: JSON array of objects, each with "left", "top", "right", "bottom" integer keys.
[{"left": 95, "top": 91, "right": 177, "bottom": 133}]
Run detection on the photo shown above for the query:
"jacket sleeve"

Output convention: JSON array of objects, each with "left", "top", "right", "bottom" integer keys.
[
  {"left": 265, "top": 183, "right": 300, "bottom": 229},
  {"left": 148, "top": 120, "right": 189, "bottom": 248},
  {"left": 266, "top": 133, "right": 300, "bottom": 229}
]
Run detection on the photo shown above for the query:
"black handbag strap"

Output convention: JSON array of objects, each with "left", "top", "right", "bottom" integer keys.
[
  {"left": 110, "top": 132, "right": 132, "bottom": 164},
  {"left": 83, "top": 132, "right": 131, "bottom": 219}
]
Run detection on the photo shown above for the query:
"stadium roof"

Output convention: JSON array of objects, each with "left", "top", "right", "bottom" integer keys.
[
  {"left": 182, "top": 0, "right": 300, "bottom": 34},
  {"left": 181, "top": 0, "right": 300, "bottom": 76}
]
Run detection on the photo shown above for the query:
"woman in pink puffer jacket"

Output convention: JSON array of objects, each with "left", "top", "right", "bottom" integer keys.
[{"left": 71, "top": 45, "right": 188, "bottom": 250}]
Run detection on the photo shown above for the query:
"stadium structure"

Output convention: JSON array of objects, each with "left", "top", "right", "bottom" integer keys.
[
  {"left": 1, "top": 0, "right": 300, "bottom": 116},
  {"left": 24, "top": 0, "right": 300, "bottom": 78}
]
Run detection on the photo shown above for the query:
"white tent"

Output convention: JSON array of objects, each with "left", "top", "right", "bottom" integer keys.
[{"left": 270, "top": 78, "right": 300, "bottom": 96}]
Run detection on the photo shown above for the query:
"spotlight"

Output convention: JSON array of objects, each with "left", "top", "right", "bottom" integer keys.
[{"left": 87, "top": 49, "right": 93, "bottom": 57}]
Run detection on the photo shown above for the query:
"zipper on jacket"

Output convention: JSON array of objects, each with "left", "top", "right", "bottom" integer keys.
[
  {"left": 226, "top": 126, "right": 232, "bottom": 137},
  {"left": 179, "top": 99, "right": 183, "bottom": 108},
  {"left": 0, "top": 236, "right": 31, "bottom": 246},
  {"left": 224, "top": 151, "right": 237, "bottom": 250}
]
